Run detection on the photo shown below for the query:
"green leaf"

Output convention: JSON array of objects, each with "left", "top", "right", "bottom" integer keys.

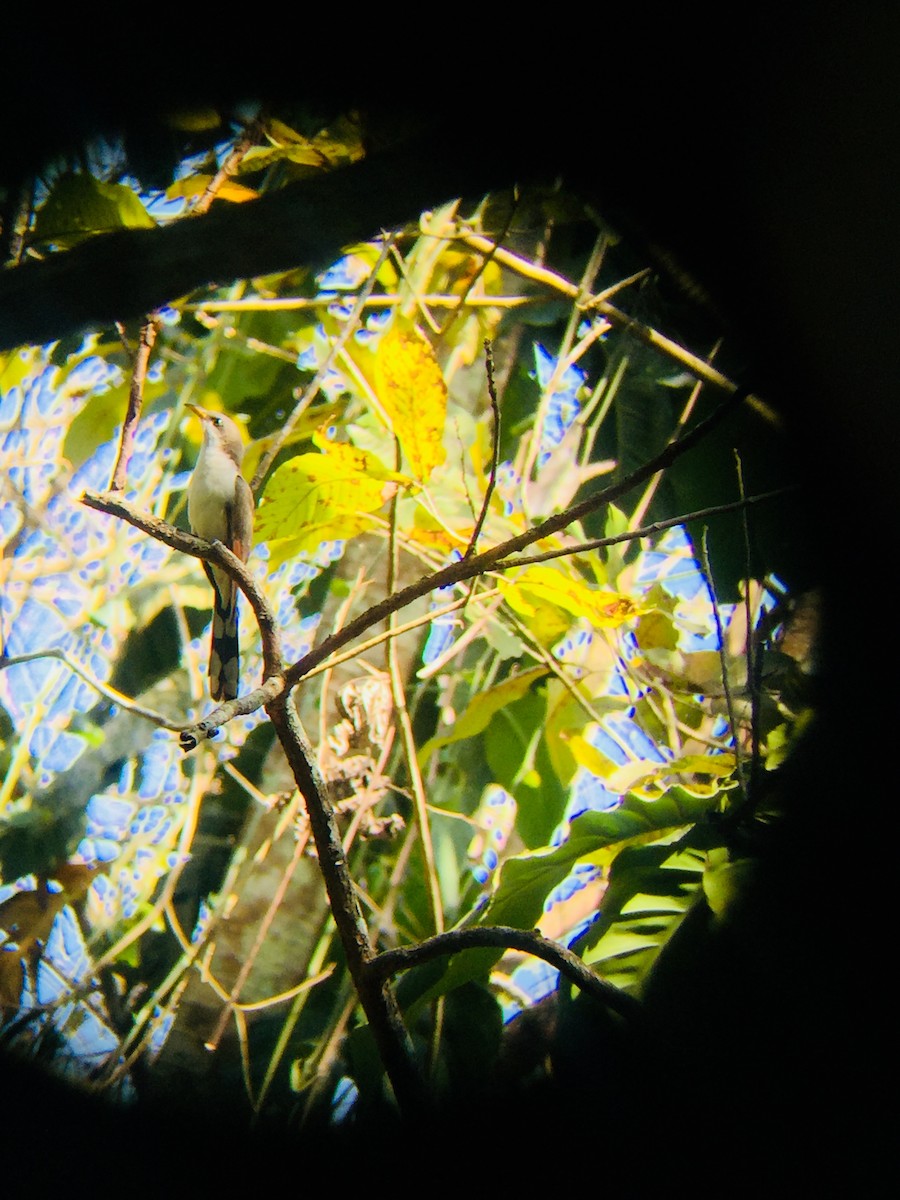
[
  {"left": 577, "top": 839, "right": 709, "bottom": 990},
  {"left": 418, "top": 666, "right": 549, "bottom": 764},
  {"left": 483, "top": 789, "right": 712, "bottom": 934},
  {"left": 34, "top": 172, "right": 155, "bottom": 247},
  {"left": 420, "top": 788, "right": 717, "bottom": 1003}
]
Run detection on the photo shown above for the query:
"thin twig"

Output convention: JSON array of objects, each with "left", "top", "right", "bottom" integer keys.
[
  {"left": 191, "top": 124, "right": 259, "bottom": 217},
  {"left": 459, "top": 231, "right": 764, "bottom": 405},
  {"left": 109, "top": 315, "right": 160, "bottom": 492},
  {"left": 204, "top": 818, "right": 312, "bottom": 1053},
  {"left": 495, "top": 488, "right": 794, "bottom": 569},
  {"left": 628, "top": 339, "right": 721, "bottom": 532},
  {"left": 698, "top": 529, "right": 747, "bottom": 800},
  {"left": 386, "top": 434, "right": 444, "bottom": 936},
  {"left": 465, "top": 339, "right": 502, "bottom": 557},
  {"left": 186, "top": 294, "right": 535, "bottom": 312},
  {"left": 735, "top": 452, "right": 764, "bottom": 798},
  {"left": 0, "top": 647, "right": 183, "bottom": 730}
]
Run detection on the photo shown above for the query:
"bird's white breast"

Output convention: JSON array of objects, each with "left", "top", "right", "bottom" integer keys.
[{"left": 188, "top": 439, "right": 238, "bottom": 543}]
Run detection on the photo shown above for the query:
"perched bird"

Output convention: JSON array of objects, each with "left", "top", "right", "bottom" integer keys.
[{"left": 186, "top": 405, "right": 254, "bottom": 701}]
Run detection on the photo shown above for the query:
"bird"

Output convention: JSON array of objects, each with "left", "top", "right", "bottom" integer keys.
[{"left": 186, "top": 405, "right": 254, "bottom": 701}]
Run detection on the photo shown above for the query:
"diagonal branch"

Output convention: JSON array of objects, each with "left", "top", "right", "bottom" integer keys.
[{"left": 275, "top": 388, "right": 745, "bottom": 695}]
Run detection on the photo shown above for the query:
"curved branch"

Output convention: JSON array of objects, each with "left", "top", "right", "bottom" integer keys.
[{"left": 370, "top": 925, "right": 643, "bottom": 1024}]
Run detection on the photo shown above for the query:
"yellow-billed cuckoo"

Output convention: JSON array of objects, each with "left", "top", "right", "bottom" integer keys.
[{"left": 186, "top": 406, "right": 254, "bottom": 701}]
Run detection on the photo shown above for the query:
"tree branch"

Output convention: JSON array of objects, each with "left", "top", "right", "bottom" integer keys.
[
  {"left": 0, "top": 128, "right": 510, "bottom": 352},
  {"left": 370, "top": 925, "right": 644, "bottom": 1025},
  {"left": 109, "top": 315, "right": 160, "bottom": 492},
  {"left": 265, "top": 691, "right": 428, "bottom": 1116},
  {"left": 84, "top": 387, "right": 742, "bottom": 751}
]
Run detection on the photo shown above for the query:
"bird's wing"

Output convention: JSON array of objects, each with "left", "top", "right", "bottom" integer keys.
[{"left": 231, "top": 475, "right": 254, "bottom": 564}]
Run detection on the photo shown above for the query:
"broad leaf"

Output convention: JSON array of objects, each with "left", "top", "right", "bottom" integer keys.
[
  {"left": 418, "top": 665, "right": 549, "bottom": 764},
  {"left": 373, "top": 323, "right": 448, "bottom": 482},
  {"left": 34, "top": 172, "right": 155, "bottom": 247},
  {"left": 256, "top": 439, "right": 403, "bottom": 554}
]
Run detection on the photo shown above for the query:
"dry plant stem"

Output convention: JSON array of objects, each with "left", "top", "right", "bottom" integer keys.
[
  {"left": 255, "top": 918, "right": 337, "bottom": 1117},
  {"left": 188, "top": 293, "right": 534, "bottom": 313},
  {"left": 192, "top": 125, "right": 259, "bottom": 216},
  {"left": 204, "top": 818, "right": 312, "bottom": 1054},
  {"left": 265, "top": 690, "right": 428, "bottom": 1115},
  {"left": 110, "top": 315, "right": 160, "bottom": 492},
  {"left": 627, "top": 344, "right": 719, "bottom": 532},
  {"left": 460, "top": 232, "right": 756, "bottom": 401},
  {"left": 0, "top": 647, "right": 178, "bottom": 728},
  {"left": 734, "top": 452, "right": 764, "bottom": 797},
  {"left": 521, "top": 231, "right": 608, "bottom": 498},
  {"left": 465, "top": 338, "right": 501, "bottom": 558},
  {"left": 699, "top": 529, "right": 747, "bottom": 800},
  {"left": 386, "top": 459, "right": 443, "bottom": 935},
  {"left": 371, "top": 926, "right": 643, "bottom": 1024}
]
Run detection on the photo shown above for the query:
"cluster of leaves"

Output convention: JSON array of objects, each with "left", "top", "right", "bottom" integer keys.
[{"left": 0, "top": 110, "right": 808, "bottom": 1123}]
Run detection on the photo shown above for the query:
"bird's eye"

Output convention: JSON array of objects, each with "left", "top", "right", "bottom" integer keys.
[{"left": 213, "top": 416, "right": 222, "bottom": 427}]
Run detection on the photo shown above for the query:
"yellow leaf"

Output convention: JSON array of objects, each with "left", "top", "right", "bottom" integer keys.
[
  {"left": 565, "top": 732, "right": 618, "bottom": 779},
  {"left": 374, "top": 323, "right": 448, "bottom": 481},
  {"left": 166, "top": 175, "right": 213, "bottom": 200},
  {"left": 606, "top": 751, "right": 736, "bottom": 800},
  {"left": 166, "top": 176, "right": 258, "bottom": 204},
  {"left": 214, "top": 179, "right": 259, "bottom": 203},
  {"left": 500, "top": 565, "right": 646, "bottom": 644},
  {"left": 256, "top": 441, "right": 400, "bottom": 547},
  {"left": 261, "top": 516, "right": 377, "bottom": 569}
]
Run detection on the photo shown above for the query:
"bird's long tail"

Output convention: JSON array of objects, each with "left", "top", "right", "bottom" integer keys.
[{"left": 210, "top": 586, "right": 240, "bottom": 701}]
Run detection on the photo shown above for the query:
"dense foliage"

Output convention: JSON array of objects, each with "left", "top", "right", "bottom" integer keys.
[{"left": 0, "top": 109, "right": 808, "bottom": 1125}]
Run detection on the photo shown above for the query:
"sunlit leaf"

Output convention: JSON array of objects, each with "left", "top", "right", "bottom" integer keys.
[
  {"left": 418, "top": 666, "right": 549, "bottom": 763},
  {"left": 501, "top": 564, "right": 649, "bottom": 645},
  {"left": 255, "top": 438, "right": 403, "bottom": 551},
  {"left": 578, "top": 840, "right": 707, "bottom": 989},
  {"left": 166, "top": 176, "right": 258, "bottom": 203},
  {"left": 34, "top": 172, "right": 155, "bottom": 247},
  {"left": 373, "top": 323, "right": 448, "bottom": 482}
]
